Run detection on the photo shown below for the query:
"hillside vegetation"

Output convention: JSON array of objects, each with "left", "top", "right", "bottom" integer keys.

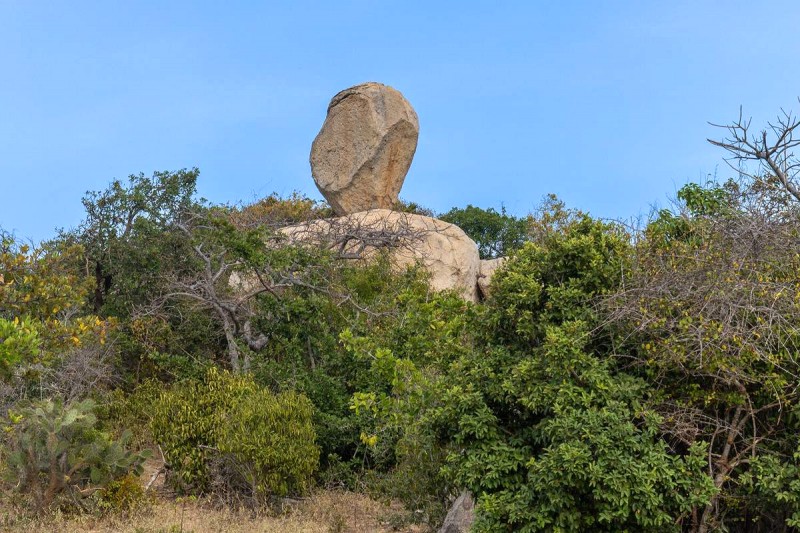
[{"left": 3, "top": 107, "right": 800, "bottom": 532}]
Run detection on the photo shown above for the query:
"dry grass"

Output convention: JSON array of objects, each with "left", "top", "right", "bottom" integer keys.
[
  {"left": 1, "top": 453, "right": 430, "bottom": 532},
  {"left": 0, "top": 490, "right": 429, "bottom": 533}
]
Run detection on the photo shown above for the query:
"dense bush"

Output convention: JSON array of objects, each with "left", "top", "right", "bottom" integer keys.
[
  {"left": 607, "top": 180, "right": 800, "bottom": 531},
  {"left": 342, "top": 202, "right": 718, "bottom": 530},
  {"left": 0, "top": 316, "right": 39, "bottom": 377},
  {"left": 1, "top": 398, "right": 148, "bottom": 511},
  {"left": 151, "top": 368, "right": 256, "bottom": 492},
  {"left": 0, "top": 232, "right": 116, "bottom": 412},
  {"left": 216, "top": 389, "right": 318, "bottom": 500},
  {"left": 95, "top": 472, "right": 150, "bottom": 514},
  {"left": 152, "top": 367, "right": 319, "bottom": 501},
  {"left": 249, "top": 254, "right": 440, "bottom": 480},
  {"left": 343, "top": 287, "right": 473, "bottom": 521}
]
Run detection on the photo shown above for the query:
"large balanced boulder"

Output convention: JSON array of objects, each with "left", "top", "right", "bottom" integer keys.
[
  {"left": 281, "top": 209, "right": 480, "bottom": 302},
  {"left": 310, "top": 82, "right": 419, "bottom": 216}
]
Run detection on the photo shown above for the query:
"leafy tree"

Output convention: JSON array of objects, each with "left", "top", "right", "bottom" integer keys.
[
  {"left": 149, "top": 205, "right": 339, "bottom": 373},
  {"left": 249, "top": 253, "right": 443, "bottom": 480},
  {"left": 439, "top": 204, "right": 527, "bottom": 259},
  {"left": 436, "top": 323, "right": 713, "bottom": 532},
  {"left": 59, "top": 170, "right": 233, "bottom": 380},
  {"left": 346, "top": 200, "right": 714, "bottom": 530},
  {"left": 70, "top": 169, "right": 199, "bottom": 314},
  {"left": 429, "top": 205, "right": 714, "bottom": 531},
  {"left": 0, "top": 233, "right": 90, "bottom": 326},
  {"left": 0, "top": 232, "right": 111, "bottom": 392}
]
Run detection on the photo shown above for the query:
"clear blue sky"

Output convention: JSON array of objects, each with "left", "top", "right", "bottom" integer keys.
[{"left": 3, "top": 1, "right": 800, "bottom": 242}]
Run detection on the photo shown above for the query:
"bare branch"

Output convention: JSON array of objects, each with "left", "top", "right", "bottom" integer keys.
[{"left": 708, "top": 103, "right": 800, "bottom": 202}]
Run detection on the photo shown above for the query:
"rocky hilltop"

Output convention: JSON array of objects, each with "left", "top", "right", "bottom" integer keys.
[{"left": 294, "top": 82, "right": 501, "bottom": 302}]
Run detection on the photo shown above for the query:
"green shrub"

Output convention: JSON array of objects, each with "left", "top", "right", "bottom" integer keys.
[
  {"left": 2, "top": 398, "right": 149, "bottom": 511},
  {"left": 96, "top": 472, "right": 150, "bottom": 514},
  {"left": 216, "top": 389, "right": 318, "bottom": 499},
  {"left": 428, "top": 208, "right": 715, "bottom": 531},
  {"left": 248, "top": 255, "right": 437, "bottom": 485},
  {"left": 151, "top": 367, "right": 255, "bottom": 492},
  {"left": 152, "top": 367, "right": 319, "bottom": 500},
  {"left": 0, "top": 316, "right": 40, "bottom": 376},
  {"left": 98, "top": 380, "right": 163, "bottom": 449}
]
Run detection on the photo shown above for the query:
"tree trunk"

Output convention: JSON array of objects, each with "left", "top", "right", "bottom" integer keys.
[
  {"left": 697, "top": 471, "right": 727, "bottom": 533},
  {"left": 93, "top": 261, "right": 105, "bottom": 312},
  {"left": 221, "top": 318, "right": 240, "bottom": 373},
  {"left": 698, "top": 408, "right": 742, "bottom": 533}
]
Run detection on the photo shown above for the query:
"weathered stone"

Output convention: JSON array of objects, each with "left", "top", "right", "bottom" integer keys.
[
  {"left": 438, "top": 491, "right": 475, "bottom": 533},
  {"left": 281, "top": 209, "right": 480, "bottom": 302},
  {"left": 477, "top": 257, "right": 507, "bottom": 300},
  {"left": 310, "top": 82, "right": 419, "bottom": 215}
]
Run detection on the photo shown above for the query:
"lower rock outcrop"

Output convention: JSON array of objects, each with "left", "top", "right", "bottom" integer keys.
[
  {"left": 438, "top": 491, "right": 475, "bottom": 533},
  {"left": 477, "top": 257, "right": 507, "bottom": 300},
  {"left": 281, "top": 209, "right": 481, "bottom": 302}
]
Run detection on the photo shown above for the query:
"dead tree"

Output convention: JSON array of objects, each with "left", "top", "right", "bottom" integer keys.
[
  {"left": 152, "top": 210, "right": 432, "bottom": 373},
  {"left": 157, "top": 215, "right": 298, "bottom": 373},
  {"left": 605, "top": 203, "right": 800, "bottom": 532},
  {"left": 282, "top": 210, "right": 433, "bottom": 260},
  {"left": 708, "top": 103, "right": 800, "bottom": 202}
]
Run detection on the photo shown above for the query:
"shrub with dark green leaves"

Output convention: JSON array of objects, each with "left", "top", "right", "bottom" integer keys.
[
  {"left": 434, "top": 322, "right": 714, "bottom": 531},
  {"left": 429, "top": 206, "right": 715, "bottom": 531},
  {"left": 2, "top": 398, "right": 148, "bottom": 511},
  {"left": 347, "top": 202, "right": 716, "bottom": 531},
  {"left": 152, "top": 367, "right": 319, "bottom": 500},
  {"left": 248, "top": 254, "right": 438, "bottom": 483}
]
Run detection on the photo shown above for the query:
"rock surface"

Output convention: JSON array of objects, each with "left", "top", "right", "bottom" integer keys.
[
  {"left": 281, "top": 209, "right": 480, "bottom": 302},
  {"left": 477, "top": 257, "right": 507, "bottom": 300},
  {"left": 310, "top": 82, "right": 419, "bottom": 216},
  {"left": 438, "top": 491, "right": 475, "bottom": 533}
]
